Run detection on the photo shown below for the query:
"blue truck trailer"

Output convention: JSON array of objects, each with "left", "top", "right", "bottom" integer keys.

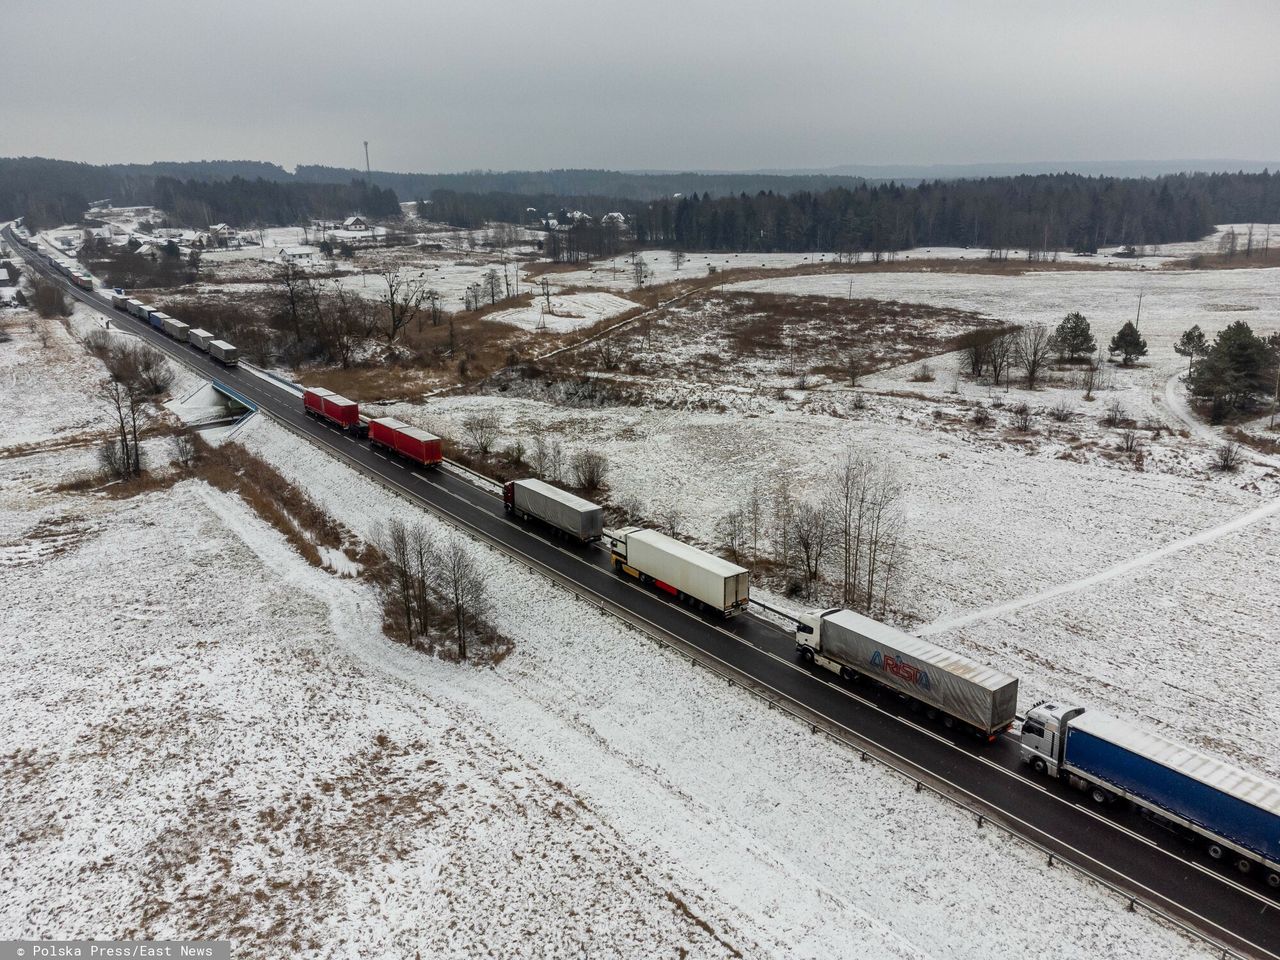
[{"left": 1021, "top": 702, "right": 1280, "bottom": 887}]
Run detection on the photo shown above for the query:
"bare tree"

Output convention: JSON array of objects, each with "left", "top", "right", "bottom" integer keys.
[
  {"left": 1015, "top": 323, "right": 1053, "bottom": 389},
  {"left": 632, "top": 255, "right": 649, "bottom": 289},
  {"left": 1214, "top": 441, "right": 1243, "bottom": 472},
  {"left": 987, "top": 331, "right": 1015, "bottom": 388},
  {"left": 671, "top": 249, "right": 687, "bottom": 272},
  {"left": 793, "top": 501, "right": 831, "bottom": 598},
  {"left": 746, "top": 479, "right": 765, "bottom": 571},
  {"left": 379, "top": 270, "right": 428, "bottom": 343},
  {"left": 438, "top": 535, "right": 489, "bottom": 660},
  {"left": 717, "top": 507, "right": 747, "bottom": 563},
  {"left": 375, "top": 518, "right": 415, "bottom": 642},
  {"left": 462, "top": 412, "right": 501, "bottom": 456},
  {"left": 570, "top": 450, "right": 608, "bottom": 492},
  {"left": 274, "top": 262, "right": 313, "bottom": 353}
]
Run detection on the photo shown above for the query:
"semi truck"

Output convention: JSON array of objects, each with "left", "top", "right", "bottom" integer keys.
[
  {"left": 162, "top": 316, "right": 190, "bottom": 342},
  {"left": 796, "top": 608, "right": 1018, "bottom": 739},
  {"left": 188, "top": 328, "right": 214, "bottom": 352},
  {"left": 608, "top": 526, "right": 749, "bottom": 617},
  {"left": 303, "top": 387, "right": 364, "bottom": 435},
  {"left": 208, "top": 339, "right": 239, "bottom": 367},
  {"left": 1021, "top": 702, "right": 1280, "bottom": 887},
  {"left": 503, "top": 478, "right": 603, "bottom": 543},
  {"left": 368, "top": 417, "right": 442, "bottom": 468}
]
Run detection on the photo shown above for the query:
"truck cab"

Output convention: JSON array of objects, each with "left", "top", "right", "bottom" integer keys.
[
  {"left": 794, "top": 609, "right": 835, "bottom": 660},
  {"left": 1019, "top": 701, "right": 1085, "bottom": 777}
]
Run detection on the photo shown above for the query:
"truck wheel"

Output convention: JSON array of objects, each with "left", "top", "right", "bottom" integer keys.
[
  {"left": 1266, "top": 871, "right": 1280, "bottom": 889},
  {"left": 942, "top": 716, "right": 956, "bottom": 730},
  {"left": 799, "top": 647, "right": 815, "bottom": 666},
  {"left": 839, "top": 666, "right": 853, "bottom": 682},
  {"left": 1032, "top": 758, "right": 1047, "bottom": 776},
  {"left": 1090, "top": 786, "right": 1110, "bottom": 805},
  {"left": 1236, "top": 858, "right": 1252, "bottom": 875},
  {"left": 925, "top": 708, "right": 938, "bottom": 721},
  {"left": 1207, "top": 844, "right": 1224, "bottom": 860}
]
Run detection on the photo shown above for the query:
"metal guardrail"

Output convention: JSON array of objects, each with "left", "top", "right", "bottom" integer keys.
[{"left": 210, "top": 380, "right": 258, "bottom": 413}]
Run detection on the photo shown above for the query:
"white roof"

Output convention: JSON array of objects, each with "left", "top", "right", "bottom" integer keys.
[
  {"left": 517, "top": 478, "right": 600, "bottom": 515},
  {"left": 1072, "top": 710, "right": 1280, "bottom": 816},
  {"left": 210, "top": 339, "right": 235, "bottom": 350},
  {"left": 827, "top": 609, "right": 1017, "bottom": 692},
  {"left": 628, "top": 528, "right": 747, "bottom": 578},
  {"left": 188, "top": 328, "right": 212, "bottom": 338},
  {"left": 328, "top": 395, "right": 357, "bottom": 409},
  {"left": 305, "top": 387, "right": 335, "bottom": 398}
]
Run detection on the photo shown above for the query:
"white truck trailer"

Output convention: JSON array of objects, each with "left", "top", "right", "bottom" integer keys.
[
  {"left": 188, "top": 328, "right": 214, "bottom": 351},
  {"left": 208, "top": 340, "right": 239, "bottom": 366},
  {"left": 608, "top": 526, "right": 750, "bottom": 617},
  {"left": 504, "top": 479, "right": 603, "bottom": 542},
  {"left": 796, "top": 607, "right": 1018, "bottom": 739},
  {"left": 161, "top": 316, "right": 190, "bottom": 341}
]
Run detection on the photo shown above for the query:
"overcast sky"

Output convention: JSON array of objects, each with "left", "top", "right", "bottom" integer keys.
[{"left": 9, "top": 0, "right": 1280, "bottom": 172}]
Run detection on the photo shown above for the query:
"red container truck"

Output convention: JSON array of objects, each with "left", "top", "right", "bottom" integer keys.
[
  {"left": 303, "top": 387, "right": 365, "bottom": 435},
  {"left": 368, "top": 417, "right": 443, "bottom": 468}
]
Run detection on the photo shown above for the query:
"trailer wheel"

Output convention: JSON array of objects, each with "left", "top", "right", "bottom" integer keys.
[
  {"left": 925, "top": 708, "right": 938, "bottom": 721},
  {"left": 942, "top": 716, "right": 955, "bottom": 730},
  {"left": 1090, "top": 786, "right": 1110, "bottom": 805},
  {"left": 1031, "top": 758, "right": 1047, "bottom": 776},
  {"left": 1266, "top": 871, "right": 1280, "bottom": 889},
  {"left": 839, "top": 666, "right": 854, "bottom": 682},
  {"left": 1207, "top": 843, "right": 1224, "bottom": 860},
  {"left": 1236, "top": 858, "right": 1252, "bottom": 875}
]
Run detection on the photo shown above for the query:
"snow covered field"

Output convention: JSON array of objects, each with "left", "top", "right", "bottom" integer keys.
[
  {"left": 484, "top": 291, "right": 638, "bottom": 332},
  {"left": 729, "top": 263, "right": 1280, "bottom": 374},
  {"left": 0, "top": 303, "right": 1221, "bottom": 956},
  {"left": 409, "top": 260, "right": 1280, "bottom": 781}
]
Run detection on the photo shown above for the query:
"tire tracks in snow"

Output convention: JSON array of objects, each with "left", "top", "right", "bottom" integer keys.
[{"left": 921, "top": 371, "right": 1280, "bottom": 637}]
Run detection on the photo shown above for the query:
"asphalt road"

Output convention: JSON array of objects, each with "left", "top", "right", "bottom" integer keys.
[{"left": 9, "top": 229, "right": 1277, "bottom": 958}]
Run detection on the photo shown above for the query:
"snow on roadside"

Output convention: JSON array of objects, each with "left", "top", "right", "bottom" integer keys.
[
  {"left": 0, "top": 462, "right": 752, "bottom": 958},
  {"left": 232, "top": 413, "right": 1220, "bottom": 959}
]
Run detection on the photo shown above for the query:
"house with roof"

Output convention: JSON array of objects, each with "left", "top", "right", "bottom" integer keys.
[{"left": 342, "top": 216, "right": 369, "bottom": 232}]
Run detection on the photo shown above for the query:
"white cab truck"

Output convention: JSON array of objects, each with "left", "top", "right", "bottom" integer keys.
[
  {"left": 504, "top": 478, "right": 603, "bottom": 543},
  {"left": 796, "top": 607, "right": 1018, "bottom": 739},
  {"left": 1021, "top": 702, "right": 1280, "bottom": 886},
  {"left": 608, "top": 526, "right": 749, "bottom": 617}
]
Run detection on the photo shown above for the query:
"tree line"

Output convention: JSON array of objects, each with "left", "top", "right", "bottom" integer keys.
[
  {"left": 0, "top": 157, "right": 401, "bottom": 230},
  {"left": 430, "top": 172, "right": 1280, "bottom": 256}
]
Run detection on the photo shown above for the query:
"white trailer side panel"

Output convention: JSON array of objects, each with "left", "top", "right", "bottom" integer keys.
[
  {"left": 820, "top": 608, "right": 1018, "bottom": 732},
  {"left": 625, "top": 529, "right": 749, "bottom": 612}
]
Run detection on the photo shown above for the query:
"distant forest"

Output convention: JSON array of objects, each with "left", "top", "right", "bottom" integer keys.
[
  {"left": 0, "top": 158, "right": 398, "bottom": 230},
  {"left": 3, "top": 156, "right": 1279, "bottom": 256},
  {"left": 434, "top": 172, "right": 1280, "bottom": 257}
]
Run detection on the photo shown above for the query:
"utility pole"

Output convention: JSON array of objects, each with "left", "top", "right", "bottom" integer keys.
[
  {"left": 1134, "top": 291, "right": 1143, "bottom": 330},
  {"left": 363, "top": 141, "right": 371, "bottom": 183}
]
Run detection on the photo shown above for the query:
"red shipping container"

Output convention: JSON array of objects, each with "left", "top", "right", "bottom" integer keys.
[
  {"left": 304, "top": 387, "right": 360, "bottom": 428},
  {"left": 369, "top": 417, "right": 443, "bottom": 467}
]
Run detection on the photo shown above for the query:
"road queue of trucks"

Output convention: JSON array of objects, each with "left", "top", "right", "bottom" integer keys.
[
  {"left": 1021, "top": 702, "right": 1280, "bottom": 888},
  {"left": 16, "top": 237, "right": 1280, "bottom": 898}
]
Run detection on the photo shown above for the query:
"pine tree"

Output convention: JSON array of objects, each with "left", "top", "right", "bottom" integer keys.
[
  {"left": 1108, "top": 321, "right": 1148, "bottom": 366},
  {"left": 1053, "top": 311, "right": 1096, "bottom": 361},
  {"left": 1173, "top": 325, "right": 1208, "bottom": 374}
]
